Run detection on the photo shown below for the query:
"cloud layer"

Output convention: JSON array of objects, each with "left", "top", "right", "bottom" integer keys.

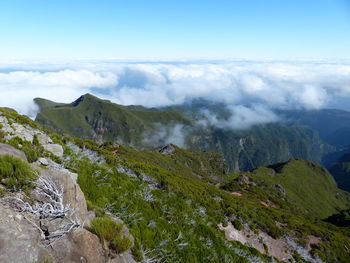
[{"left": 0, "top": 60, "right": 350, "bottom": 127}]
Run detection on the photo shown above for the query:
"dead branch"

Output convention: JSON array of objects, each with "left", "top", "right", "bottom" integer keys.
[{"left": 0, "top": 176, "right": 80, "bottom": 246}]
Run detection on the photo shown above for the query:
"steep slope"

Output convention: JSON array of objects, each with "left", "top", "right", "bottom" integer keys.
[
  {"left": 329, "top": 152, "right": 350, "bottom": 192},
  {"left": 35, "top": 94, "right": 191, "bottom": 145},
  {"left": 0, "top": 109, "right": 136, "bottom": 263},
  {"left": 186, "top": 123, "right": 329, "bottom": 172},
  {"left": 222, "top": 159, "right": 350, "bottom": 219},
  {"left": 35, "top": 95, "right": 331, "bottom": 172},
  {"left": 279, "top": 109, "right": 350, "bottom": 148},
  {"left": 2, "top": 107, "right": 350, "bottom": 262}
]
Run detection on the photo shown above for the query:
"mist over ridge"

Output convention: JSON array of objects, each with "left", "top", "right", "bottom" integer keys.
[{"left": 1, "top": 60, "right": 350, "bottom": 129}]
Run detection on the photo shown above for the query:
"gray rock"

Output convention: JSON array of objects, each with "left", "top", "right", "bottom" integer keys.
[
  {"left": 0, "top": 142, "right": 135, "bottom": 263},
  {"left": 43, "top": 143, "right": 64, "bottom": 157},
  {"left": 238, "top": 175, "right": 250, "bottom": 185},
  {"left": 49, "top": 228, "right": 106, "bottom": 263},
  {"left": 111, "top": 253, "right": 137, "bottom": 263},
  {"left": 37, "top": 157, "right": 49, "bottom": 166},
  {"left": 274, "top": 184, "right": 286, "bottom": 196},
  {"left": 12, "top": 123, "right": 34, "bottom": 142},
  {"left": 37, "top": 133, "right": 53, "bottom": 145},
  {"left": 0, "top": 205, "right": 47, "bottom": 263},
  {"left": 0, "top": 143, "right": 27, "bottom": 162},
  {"left": 35, "top": 166, "right": 90, "bottom": 224},
  {"left": 158, "top": 144, "right": 176, "bottom": 155}
]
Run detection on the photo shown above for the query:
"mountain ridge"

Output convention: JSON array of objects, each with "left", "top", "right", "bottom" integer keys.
[
  {"left": 1, "top": 107, "right": 350, "bottom": 262},
  {"left": 35, "top": 95, "right": 334, "bottom": 173}
]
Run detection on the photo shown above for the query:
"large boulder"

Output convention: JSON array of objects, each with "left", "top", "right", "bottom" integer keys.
[
  {"left": 43, "top": 143, "right": 64, "bottom": 158},
  {"left": 0, "top": 143, "right": 27, "bottom": 162},
  {"left": 0, "top": 205, "right": 53, "bottom": 263},
  {"left": 37, "top": 134, "right": 64, "bottom": 158},
  {"left": 34, "top": 166, "right": 94, "bottom": 226},
  {"left": 49, "top": 228, "right": 106, "bottom": 263}
]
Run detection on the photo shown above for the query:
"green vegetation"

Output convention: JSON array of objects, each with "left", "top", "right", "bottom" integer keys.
[
  {"left": 232, "top": 219, "right": 243, "bottom": 231},
  {"left": 186, "top": 122, "right": 331, "bottom": 172},
  {"left": 65, "top": 136, "right": 350, "bottom": 262},
  {"left": 0, "top": 154, "right": 37, "bottom": 190},
  {"left": 325, "top": 209, "right": 350, "bottom": 227},
  {"left": 7, "top": 136, "right": 43, "bottom": 163},
  {"left": 91, "top": 216, "right": 132, "bottom": 254},
  {"left": 222, "top": 159, "right": 350, "bottom": 219},
  {"left": 35, "top": 94, "right": 191, "bottom": 146},
  {"left": 0, "top": 107, "right": 41, "bottom": 129},
  {"left": 34, "top": 94, "right": 333, "bottom": 174},
  {"left": 2, "top": 106, "right": 350, "bottom": 262},
  {"left": 329, "top": 152, "right": 350, "bottom": 192}
]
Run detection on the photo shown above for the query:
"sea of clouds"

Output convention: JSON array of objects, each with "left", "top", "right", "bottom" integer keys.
[{"left": 0, "top": 60, "right": 349, "bottom": 130}]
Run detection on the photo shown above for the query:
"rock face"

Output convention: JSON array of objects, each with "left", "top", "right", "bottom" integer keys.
[
  {"left": 0, "top": 158, "right": 105, "bottom": 263},
  {"left": 0, "top": 143, "right": 28, "bottom": 161},
  {"left": 0, "top": 112, "right": 136, "bottom": 263},
  {"left": 49, "top": 228, "right": 106, "bottom": 263},
  {"left": 35, "top": 166, "right": 94, "bottom": 226},
  {"left": 43, "top": 143, "right": 64, "bottom": 157},
  {"left": 0, "top": 144, "right": 134, "bottom": 263},
  {"left": 0, "top": 202, "right": 106, "bottom": 263},
  {"left": 158, "top": 144, "right": 176, "bottom": 155},
  {"left": 0, "top": 205, "right": 48, "bottom": 263},
  {"left": 0, "top": 114, "right": 64, "bottom": 158}
]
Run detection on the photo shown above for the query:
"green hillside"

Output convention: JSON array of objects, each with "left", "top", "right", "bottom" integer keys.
[
  {"left": 222, "top": 159, "right": 350, "bottom": 219},
  {"left": 2, "top": 107, "right": 350, "bottom": 262},
  {"left": 329, "top": 153, "right": 350, "bottom": 192},
  {"left": 186, "top": 123, "right": 329, "bottom": 172},
  {"left": 279, "top": 109, "right": 350, "bottom": 147},
  {"left": 35, "top": 95, "right": 332, "bottom": 173},
  {"left": 35, "top": 94, "right": 191, "bottom": 146}
]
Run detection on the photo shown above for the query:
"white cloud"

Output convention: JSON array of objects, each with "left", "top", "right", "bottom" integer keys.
[
  {"left": 0, "top": 60, "right": 350, "bottom": 126},
  {"left": 142, "top": 123, "right": 187, "bottom": 148},
  {"left": 200, "top": 105, "right": 279, "bottom": 130}
]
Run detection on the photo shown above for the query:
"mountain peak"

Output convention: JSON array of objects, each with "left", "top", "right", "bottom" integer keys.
[{"left": 71, "top": 93, "right": 100, "bottom": 107}]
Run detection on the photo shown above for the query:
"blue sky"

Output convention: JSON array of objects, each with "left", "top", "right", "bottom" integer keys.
[{"left": 0, "top": 0, "right": 349, "bottom": 60}]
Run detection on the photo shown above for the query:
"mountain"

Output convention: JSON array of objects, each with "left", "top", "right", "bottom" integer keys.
[
  {"left": 329, "top": 152, "right": 350, "bottom": 192},
  {"left": 1, "top": 107, "right": 350, "bottom": 262},
  {"left": 186, "top": 122, "right": 329, "bottom": 172},
  {"left": 35, "top": 94, "right": 191, "bottom": 146},
  {"left": 278, "top": 109, "right": 350, "bottom": 148},
  {"left": 222, "top": 158, "right": 350, "bottom": 218},
  {"left": 35, "top": 95, "right": 332, "bottom": 172}
]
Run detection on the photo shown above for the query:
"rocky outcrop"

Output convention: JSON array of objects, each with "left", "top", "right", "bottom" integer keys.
[
  {"left": 0, "top": 205, "right": 48, "bottom": 263},
  {"left": 49, "top": 228, "right": 106, "bottom": 263},
  {"left": 0, "top": 157, "right": 104, "bottom": 262},
  {"left": 0, "top": 203, "right": 106, "bottom": 263},
  {"left": 0, "top": 143, "right": 27, "bottom": 161},
  {"left": 0, "top": 144, "right": 135, "bottom": 263},
  {"left": 158, "top": 144, "right": 176, "bottom": 155},
  {"left": 219, "top": 221, "right": 324, "bottom": 263},
  {"left": 34, "top": 166, "right": 94, "bottom": 226},
  {"left": 0, "top": 114, "right": 63, "bottom": 157}
]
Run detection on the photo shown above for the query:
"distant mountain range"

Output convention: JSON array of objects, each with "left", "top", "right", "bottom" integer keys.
[
  {"left": 2, "top": 106, "right": 350, "bottom": 262},
  {"left": 34, "top": 94, "right": 350, "bottom": 191}
]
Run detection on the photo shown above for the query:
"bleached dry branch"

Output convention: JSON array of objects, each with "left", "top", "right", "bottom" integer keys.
[
  {"left": 2, "top": 176, "right": 71, "bottom": 218},
  {"left": 0, "top": 176, "right": 80, "bottom": 246}
]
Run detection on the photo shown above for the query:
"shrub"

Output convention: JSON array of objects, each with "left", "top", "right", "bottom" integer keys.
[
  {"left": 111, "top": 234, "right": 132, "bottom": 253},
  {"left": 86, "top": 200, "right": 106, "bottom": 217},
  {"left": 33, "top": 134, "right": 40, "bottom": 146},
  {"left": 232, "top": 219, "right": 243, "bottom": 231},
  {"left": 131, "top": 238, "right": 144, "bottom": 261},
  {"left": 91, "top": 216, "right": 123, "bottom": 241},
  {"left": 0, "top": 154, "right": 36, "bottom": 190},
  {"left": 22, "top": 146, "right": 40, "bottom": 163},
  {"left": 91, "top": 216, "right": 132, "bottom": 254},
  {"left": 0, "top": 130, "right": 5, "bottom": 139}
]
